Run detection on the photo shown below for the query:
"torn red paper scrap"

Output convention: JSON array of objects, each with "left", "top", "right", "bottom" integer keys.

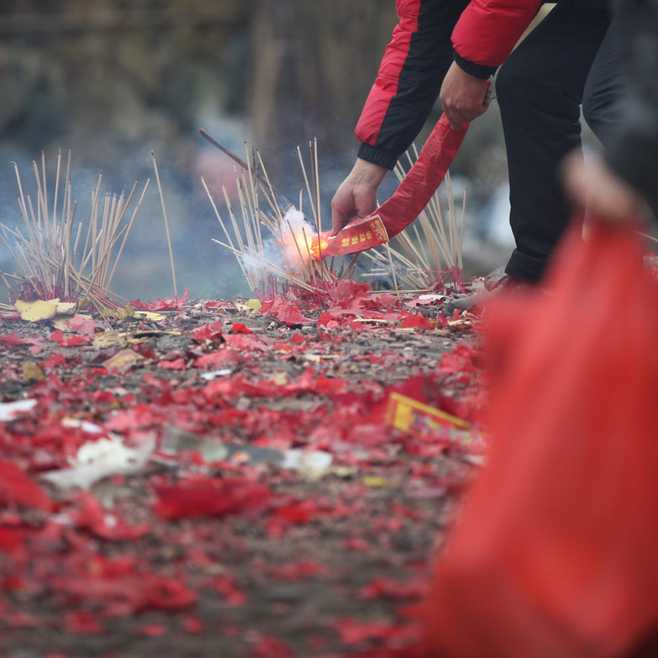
[
  {"left": 224, "top": 333, "right": 268, "bottom": 351},
  {"left": 212, "top": 574, "right": 246, "bottom": 606},
  {"left": 50, "top": 330, "right": 91, "bottom": 347},
  {"left": 261, "top": 298, "right": 311, "bottom": 326},
  {"left": 130, "top": 288, "right": 189, "bottom": 311},
  {"left": 251, "top": 635, "right": 294, "bottom": 658},
  {"left": 154, "top": 476, "right": 271, "bottom": 521},
  {"left": 73, "top": 492, "right": 150, "bottom": 541},
  {"left": 0, "top": 527, "right": 29, "bottom": 554},
  {"left": 229, "top": 322, "right": 252, "bottom": 334},
  {"left": 360, "top": 577, "right": 427, "bottom": 601},
  {"left": 191, "top": 321, "right": 224, "bottom": 342},
  {"left": 0, "top": 461, "right": 52, "bottom": 512},
  {"left": 195, "top": 348, "right": 242, "bottom": 369},
  {"left": 0, "top": 333, "right": 33, "bottom": 347},
  {"left": 400, "top": 314, "right": 436, "bottom": 330},
  {"left": 64, "top": 314, "right": 97, "bottom": 336},
  {"left": 158, "top": 357, "right": 186, "bottom": 370},
  {"left": 51, "top": 561, "right": 197, "bottom": 614}
]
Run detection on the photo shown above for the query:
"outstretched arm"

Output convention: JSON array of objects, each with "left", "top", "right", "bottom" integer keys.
[
  {"left": 333, "top": 0, "right": 543, "bottom": 233},
  {"left": 355, "top": 0, "right": 468, "bottom": 171},
  {"left": 332, "top": 0, "right": 465, "bottom": 234}
]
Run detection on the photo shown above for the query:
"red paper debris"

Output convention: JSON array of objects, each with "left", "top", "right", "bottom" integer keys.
[
  {"left": 73, "top": 492, "right": 150, "bottom": 541},
  {"left": 213, "top": 574, "right": 247, "bottom": 606},
  {"left": 50, "top": 330, "right": 91, "bottom": 347},
  {"left": 262, "top": 298, "right": 312, "bottom": 326},
  {"left": 0, "top": 333, "right": 32, "bottom": 347},
  {"left": 230, "top": 322, "right": 253, "bottom": 334},
  {"left": 0, "top": 461, "right": 52, "bottom": 512},
  {"left": 66, "top": 315, "right": 97, "bottom": 336},
  {"left": 191, "top": 321, "right": 224, "bottom": 342},
  {"left": 400, "top": 314, "right": 436, "bottom": 330},
  {"left": 131, "top": 289, "right": 190, "bottom": 311},
  {"left": 158, "top": 357, "right": 186, "bottom": 370},
  {"left": 154, "top": 476, "right": 271, "bottom": 521},
  {"left": 195, "top": 348, "right": 242, "bottom": 369},
  {"left": 252, "top": 635, "right": 293, "bottom": 658}
]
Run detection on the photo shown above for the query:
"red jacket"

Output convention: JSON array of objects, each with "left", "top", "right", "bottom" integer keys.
[{"left": 356, "top": 0, "right": 541, "bottom": 169}]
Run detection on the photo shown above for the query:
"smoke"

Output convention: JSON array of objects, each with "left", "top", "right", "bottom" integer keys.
[{"left": 240, "top": 206, "right": 318, "bottom": 286}]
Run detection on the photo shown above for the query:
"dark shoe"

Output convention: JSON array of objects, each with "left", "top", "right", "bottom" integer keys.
[
  {"left": 484, "top": 265, "right": 509, "bottom": 291},
  {"left": 446, "top": 266, "right": 511, "bottom": 312}
]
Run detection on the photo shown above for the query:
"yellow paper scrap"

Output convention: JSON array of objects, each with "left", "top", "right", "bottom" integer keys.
[
  {"left": 363, "top": 476, "right": 389, "bottom": 489},
  {"left": 236, "top": 299, "right": 262, "bottom": 313},
  {"left": 387, "top": 392, "right": 469, "bottom": 433},
  {"left": 133, "top": 311, "right": 165, "bottom": 322},
  {"left": 15, "top": 299, "right": 60, "bottom": 322},
  {"left": 103, "top": 349, "right": 144, "bottom": 372},
  {"left": 55, "top": 302, "right": 76, "bottom": 316},
  {"left": 21, "top": 362, "right": 45, "bottom": 382},
  {"left": 93, "top": 332, "right": 128, "bottom": 349}
]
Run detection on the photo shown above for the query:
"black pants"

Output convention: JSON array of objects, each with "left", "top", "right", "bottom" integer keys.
[{"left": 496, "top": 0, "right": 624, "bottom": 283}]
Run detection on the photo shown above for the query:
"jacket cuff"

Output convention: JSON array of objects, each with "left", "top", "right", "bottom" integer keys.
[
  {"left": 453, "top": 51, "right": 496, "bottom": 80},
  {"left": 357, "top": 142, "right": 399, "bottom": 170}
]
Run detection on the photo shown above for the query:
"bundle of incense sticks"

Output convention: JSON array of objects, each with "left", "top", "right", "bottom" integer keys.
[
  {"left": 0, "top": 152, "right": 149, "bottom": 310},
  {"left": 202, "top": 134, "right": 347, "bottom": 294}
]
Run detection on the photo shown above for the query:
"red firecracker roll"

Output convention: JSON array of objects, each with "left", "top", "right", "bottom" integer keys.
[{"left": 312, "top": 115, "right": 468, "bottom": 259}]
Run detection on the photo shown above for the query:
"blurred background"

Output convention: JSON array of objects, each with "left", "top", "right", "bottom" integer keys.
[{"left": 0, "top": 0, "right": 531, "bottom": 301}]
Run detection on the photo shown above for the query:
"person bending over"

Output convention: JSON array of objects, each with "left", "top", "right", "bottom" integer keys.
[{"left": 332, "top": 0, "right": 623, "bottom": 286}]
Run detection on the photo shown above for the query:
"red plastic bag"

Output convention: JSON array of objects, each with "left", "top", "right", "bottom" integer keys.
[{"left": 426, "top": 220, "right": 658, "bottom": 658}]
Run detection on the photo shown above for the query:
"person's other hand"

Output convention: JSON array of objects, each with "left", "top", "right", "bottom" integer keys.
[
  {"left": 439, "top": 62, "right": 491, "bottom": 130},
  {"left": 331, "top": 158, "right": 387, "bottom": 235},
  {"left": 563, "top": 152, "right": 648, "bottom": 224}
]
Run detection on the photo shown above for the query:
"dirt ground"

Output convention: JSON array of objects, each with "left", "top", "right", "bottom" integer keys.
[{"left": 0, "top": 288, "right": 483, "bottom": 658}]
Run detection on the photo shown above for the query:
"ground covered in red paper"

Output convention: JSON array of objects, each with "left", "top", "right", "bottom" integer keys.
[{"left": 0, "top": 284, "right": 483, "bottom": 658}]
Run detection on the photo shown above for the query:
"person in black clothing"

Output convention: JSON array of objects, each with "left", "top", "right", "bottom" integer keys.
[
  {"left": 565, "top": 0, "right": 658, "bottom": 224},
  {"left": 331, "top": 0, "right": 626, "bottom": 285}
]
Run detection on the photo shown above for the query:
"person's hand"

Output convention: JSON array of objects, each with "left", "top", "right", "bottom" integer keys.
[
  {"left": 439, "top": 61, "right": 491, "bottom": 130},
  {"left": 563, "top": 152, "right": 649, "bottom": 224},
  {"left": 330, "top": 158, "right": 387, "bottom": 235}
]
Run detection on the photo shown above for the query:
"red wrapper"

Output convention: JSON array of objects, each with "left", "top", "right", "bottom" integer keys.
[{"left": 311, "top": 215, "right": 389, "bottom": 259}]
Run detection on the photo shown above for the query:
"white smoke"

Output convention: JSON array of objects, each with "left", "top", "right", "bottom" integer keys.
[{"left": 240, "top": 206, "right": 317, "bottom": 282}]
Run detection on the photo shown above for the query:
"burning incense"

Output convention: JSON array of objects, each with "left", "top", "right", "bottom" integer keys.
[{"left": 202, "top": 137, "right": 338, "bottom": 295}]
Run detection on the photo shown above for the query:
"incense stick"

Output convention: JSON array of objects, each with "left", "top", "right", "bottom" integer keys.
[{"left": 151, "top": 152, "right": 178, "bottom": 297}]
